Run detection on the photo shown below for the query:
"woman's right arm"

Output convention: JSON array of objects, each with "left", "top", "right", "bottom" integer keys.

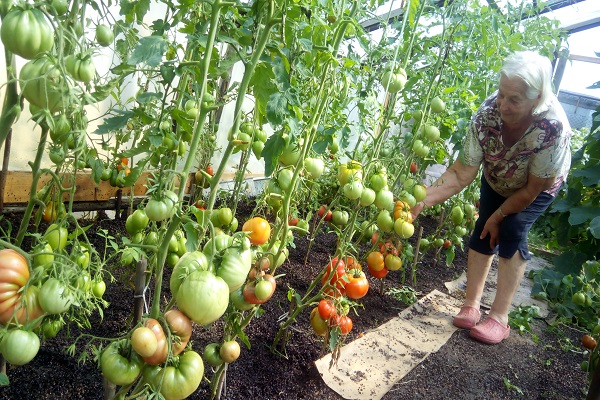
[{"left": 411, "top": 158, "right": 480, "bottom": 219}]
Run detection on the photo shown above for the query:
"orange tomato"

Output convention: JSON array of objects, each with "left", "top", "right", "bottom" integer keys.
[
  {"left": 242, "top": 217, "right": 271, "bottom": 245},
  {"left": 367, "top": 251, "right": 385, "bottom": 272},
  {"left": 344, "top": 269, "right": 369, "bottom": 300}
]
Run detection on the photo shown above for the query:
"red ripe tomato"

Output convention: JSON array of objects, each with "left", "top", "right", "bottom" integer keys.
[
  {"left": 318, "top": 205, "right": 332, "bottom": 222},
  {"left": 582, "top": 334, "right": 597, "bottom": 350},
  {"left": 410, "top": 162, "right": 418, "bottom": 173},
  {"left": 443, "top": 240, "right": 452, "bottom": 249},
  {"left": 321, "top": 258, "right": 346, "bottom": 296},
  {"left": 345, "top": 269, "right": 369, "bottom": 300},
  {"left": 206, "top": 165, "right": 214, "bottom": 176},
  {"left": 368, "top": 264, "right": 389, "bottom": 279},
  {"left": 331, "top": 315, "right": 353, "bottom": 335},
  {"left": 317, "top": 299, "right": 337, "bottom": 321},
  {"left": 242, "top": 217, "right": 271, "bottom": 245},
  {"left": 288, "top": 217, "right": 299, "bottom": 226}
]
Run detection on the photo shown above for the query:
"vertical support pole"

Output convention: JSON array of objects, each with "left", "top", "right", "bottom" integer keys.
[
  {"left": 587, "top": 365, "right": 600, "bottom": 400},
  {"left": 133, "top": 258, "right": 148, "bottom": 325},
  {"left": 0, "top": 129, "right": 12, "bottom": 212},
  {"left": 103, "top": 377, "right": 116, "bottom": 400}
]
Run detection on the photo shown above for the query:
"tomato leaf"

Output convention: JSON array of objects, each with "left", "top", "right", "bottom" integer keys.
[
  {"left": 120, "top": 0, "right": 151, "bottom": 24},
  {"left": 182, "top": 222, "right": 197, "bottom": 254},
  {"left": 266, "top": 92, "right": 288, "bottom": 126},
  {"left": 262, "top": 134, "right": 286, "bottom": 177},
  {"left": 250, "top": 63, "right": 276, "bottom": 117},
  {"left": 128, "top": 36, "right": 168, "bottom": 67},
  {"left": 137, "top": 92, "right": 162, "bottom": 104},
  {"left": 94, "top": 110, "right": 135, "bottom": 134},
  {"left": 0, "top": 372, "right": 9, "bottom": 386}
]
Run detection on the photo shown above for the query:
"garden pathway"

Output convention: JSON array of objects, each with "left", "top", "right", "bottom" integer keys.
[{"left": 315, "top": 255, "right": 552, "bottom": 400}]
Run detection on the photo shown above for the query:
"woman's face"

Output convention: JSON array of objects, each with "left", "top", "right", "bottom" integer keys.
[{"left": 496, "top": 74, "right": 540, "bottom": 127}]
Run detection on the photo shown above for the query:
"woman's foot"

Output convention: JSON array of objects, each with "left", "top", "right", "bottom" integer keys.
[
  {"left": 470, "top": 317, "right": 511, "bottom": 344},
  {"left": 452, "top": 306, "right": 481, "bottom": 329}
]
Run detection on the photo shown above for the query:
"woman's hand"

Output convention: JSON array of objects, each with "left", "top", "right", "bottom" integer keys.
[
  {"left": 480, "top": 214, "right": 502, "bottom": 249},
  {"left": 411, "top": 201, "right": 425, "bottom": 221}
]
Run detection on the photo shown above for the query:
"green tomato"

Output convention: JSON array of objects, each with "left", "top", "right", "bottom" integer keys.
[
  {"left": 464, "top": 203, "right": 476, "bottom": 218},
  {"left": 92, "top": 280, "right": 106, "bottom": 298},
  {"left": 359, "top": 187, "right": 376, "bottom": 207},
  {"left": 278, "top": 142, "right": 301, "bottom": 166},
  {"left": 376, "top": 210, "right": 394, "bottom": 233},
  {"left": 33, "top": 243, "right": 54, "bottom": 267},
  {"left": 145, "top": 198, "right": 169, "bottom": 221},
  {"left": 0, "top": 329, "right": 40, "bottom": 366},
  {"left": 304, "top": 157, "right": 325, "bottom": 180},
  {"left": 295, "top": 219, "right": 310, "bottom": 236},
  {"left": 144, "top": 231, "right": 159, "bottom": 246},
  {"left": 169, "top": 251, "right": 210, "bottom": 296},
  {"left": 176, "top": 270, "right": 229, "bottom": 325},
  {"left": 0, "top": 6, "right": 54, "bottom": 60},
  {"left": 95, "top": 24, "right": 114, "bottom": 47},
  {"left": 42, "top": 319, "right": 64, "bottom": 339},
  {"left": 218, "top": 207, "right": 233, "bottom": 226},
  {"left": 101, "top": 340, "right": 143, "bottom": 386},
  {"left": 430, "top": 96, "right": 446, "bottom": 113},
  {"left": 203, "top": 343, "right": 224, "bottom": 367},
  {"left": 343, "top": 180, "right": 364, "bottom": 200},
  {"left": 413, "top": 185, "right": 427, "bottom": 203},
  {"left": 277, "top": 168, "right": 294, "bottom": 191},
  {"left": 39, "top": 277, "right": 72, "bottom": 314},
  {"left": 328, "top": 137, "right": 339, "bottom": 154},
  {"left": 252, "top": 141, "right": 264, "bottom": 158},
  {"left": 370, "top": 173, "right": 388, "bottom": 192},
  {"left": 451, "top": 206, "right": 464, "bottom": 225},
  {"left": 254, "top": 279, "right": 274, "bottom": 300},
  {"left": 380, "top": 70, "right": 406, "bottom": 93},
  {"left": 50, "top": 0, "right": 69, "bottom": 15},
  {"left": 374, "top": 189, "right": 394, "bottom": 211},
  {"left": 48, "top": 146, "right": 65, "bottom": 165},
  {"left": 126, "top": 209, "right": 149, "bottom": 235},
  {"left": 331, "top": 210, "right": 349, "bottom": 227},
  {"left": 143, "top": 350, "right": 204, "bottom": 400},
  {"left": 65, "top": 54, "right": 95, "bottom": 83},
  {"left": 19, "top": 56, "right": 64, "bottom": 112},
  {"left": 44, "top": 223, "right": 68, "bottom": 251},
  {"left": 424, "top": 125, "right": 440, "bottom": 142},
  {"left": 230, "top": 287, "right": 254, "bottom": 311},
  {"left": 255, "top": 129, "right": 267, "bottom": 143},
  {"left": 216, "top": 247, "right": 252, "bottom": 292},
  {"left": 412, "top": 139, "right": 430, "bottom": 158}
]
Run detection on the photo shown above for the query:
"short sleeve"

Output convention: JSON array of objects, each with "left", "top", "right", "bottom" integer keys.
[
  {"left": 529, "top": 121, "right": 571, "bottom": 179},
  {"left": 460, "top": 119, "right": 483, "bottom": 167}
]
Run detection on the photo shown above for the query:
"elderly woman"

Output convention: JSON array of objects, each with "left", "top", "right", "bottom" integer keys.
[{"left": 411, "top": 50, "right": 572, "bottom": 344}]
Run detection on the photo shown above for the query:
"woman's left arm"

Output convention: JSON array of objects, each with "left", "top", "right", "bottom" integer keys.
[{"left": 480, "top": 173, "right": 556, "bottom": 248}]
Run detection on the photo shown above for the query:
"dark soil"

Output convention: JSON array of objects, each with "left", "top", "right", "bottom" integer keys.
[{"left": 0, "top": 208, "right": 589, "bottom": 400}]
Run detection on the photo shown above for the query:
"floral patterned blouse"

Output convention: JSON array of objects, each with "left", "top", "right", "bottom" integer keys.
[{"left": 462, "top": 92, "right": 572, "bottom": 197}]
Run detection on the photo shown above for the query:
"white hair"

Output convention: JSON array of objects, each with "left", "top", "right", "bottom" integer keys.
[{"left": 500, "top": 51, "right": 554, "bottom": 115}]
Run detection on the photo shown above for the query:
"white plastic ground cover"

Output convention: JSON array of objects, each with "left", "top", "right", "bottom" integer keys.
[
  {"left": 315, "top": 290, "right": 462, "bottom": 400},
  {"left": 444, "top": 255, "right": 551, "bottom": 317}
]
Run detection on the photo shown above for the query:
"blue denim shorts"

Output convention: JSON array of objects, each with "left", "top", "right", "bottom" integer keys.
[{"left": 468, "top": 176, "right": 556, "bottom": 260}]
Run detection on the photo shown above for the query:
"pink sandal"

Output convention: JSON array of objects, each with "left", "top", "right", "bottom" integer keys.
[
  {"left": 470, "top": 317, "right": 510, "bottom": 344},
  {"left": 452, "top": 306, "right": 481, "bottom": 329}
]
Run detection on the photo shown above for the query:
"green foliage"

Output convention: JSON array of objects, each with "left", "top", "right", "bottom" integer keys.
[
  {"left": 386, "top": 285, "right": 418, "bottom": 306},
  {"left": 508, "top": 305, "right": 540, "bottom": 334}
]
